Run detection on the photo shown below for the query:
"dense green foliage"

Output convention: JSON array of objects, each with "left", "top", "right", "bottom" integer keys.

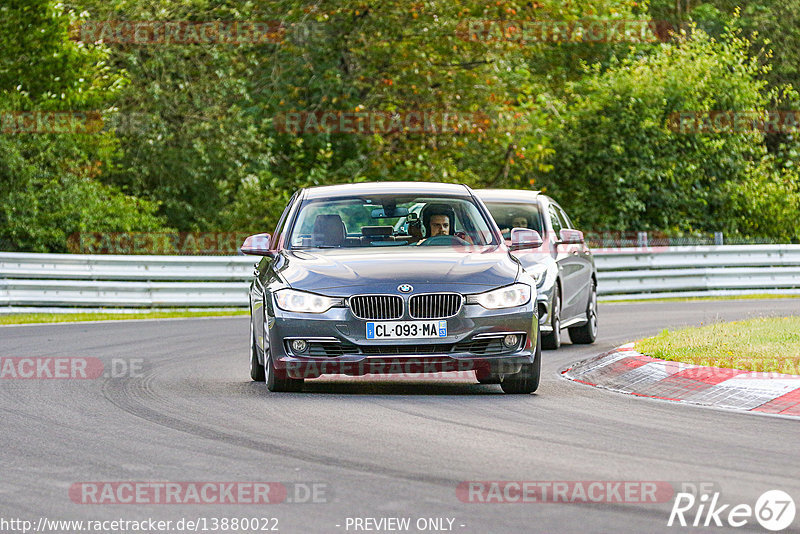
[
  {"left": 541, "top": 26, "right": 800, "bottom": 238},
  {"left": 1, "top": 0, "right": 798, "bottom": 251},
  {"left": 0, "top": 0, "right": 166, "bottom": 251}
]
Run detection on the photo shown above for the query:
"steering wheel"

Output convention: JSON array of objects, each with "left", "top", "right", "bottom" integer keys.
[{"left": 417, "top": 234, "right": 470, "bottom": 246}]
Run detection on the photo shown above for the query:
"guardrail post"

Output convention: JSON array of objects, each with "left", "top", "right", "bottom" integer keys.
[
  {"left": 637, "top": 232, "right": 648, "bottom": 249},
  {"left": 714, "top": 232, "right": 724, "bottom": 245}
]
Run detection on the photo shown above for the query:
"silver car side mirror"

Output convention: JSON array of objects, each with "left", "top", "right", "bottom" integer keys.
[{"left": 510, "top": 229, "right": 543, "bottom": 250}]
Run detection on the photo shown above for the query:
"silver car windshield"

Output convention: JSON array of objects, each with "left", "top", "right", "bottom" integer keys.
[
  {"left": 483, "top": 201, "right": 544, "bottom": 240},
  {"left": 288, "top": 195, "right": 498, "bottom": 249}
]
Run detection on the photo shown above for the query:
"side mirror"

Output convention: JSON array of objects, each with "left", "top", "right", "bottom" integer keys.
[
  {"left": 240, "top": 233, "right": 273, "bottom": 256},
  {"left": 510, "top": 228, "right": 543, "bottom": 250},
  {"left": 559, "top": 229, "right": 584, "bottom": 245}
]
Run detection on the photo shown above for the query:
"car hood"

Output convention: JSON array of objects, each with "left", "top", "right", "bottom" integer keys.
[
  {"left": 512, "top": 249, "right": 553, "bottom": 269},
  {"left": 276, "top": 247, "right": 520, "bottom": 294}
]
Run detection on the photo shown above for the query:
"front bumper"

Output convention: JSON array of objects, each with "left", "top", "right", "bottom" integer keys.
[{"left": 267, "top": 301, "right": 538, "bottom": 379}]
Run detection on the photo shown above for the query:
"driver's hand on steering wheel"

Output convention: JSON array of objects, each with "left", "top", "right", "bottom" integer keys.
[{"left": 454, "top": 231, "right": 474, "bottom": 245}]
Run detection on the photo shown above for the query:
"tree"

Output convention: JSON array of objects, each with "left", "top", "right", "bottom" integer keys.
[
  {"left": 0, "top": 0, "right": 165, "bottom": 252},
  {"left": 539, "top": 26, "right": 800, "bottom": 239}
]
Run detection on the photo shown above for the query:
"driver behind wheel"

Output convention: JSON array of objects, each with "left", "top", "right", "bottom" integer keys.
[
  {"left": 421, "top": 203, "right": 455, "bottom": 238},
  {"left": 428, "top": 214, "right": 450, "bottom": 237},
  {"left": 418, "top": 203, "right": 473, "bottom": 244},
  {"left": 500, "top": 215, "right": 528, "bottom": 239}
]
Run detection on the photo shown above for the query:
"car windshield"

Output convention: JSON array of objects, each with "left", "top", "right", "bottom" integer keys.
[
  {"left": 288, "top": 194, "right": 498, "bottom": 249},
  {"left": 483, "top": 201, "right": 544, "bottom": 239}
]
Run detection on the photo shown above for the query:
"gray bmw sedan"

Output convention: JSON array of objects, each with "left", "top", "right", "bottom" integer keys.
[{"left": 241, "top": 182, "right": 541, "bottom": 393}]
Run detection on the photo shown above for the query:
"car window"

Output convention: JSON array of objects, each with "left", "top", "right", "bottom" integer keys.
[
  {"left": 553, "top": 203, "right": 574, "bottom": 229},
  {"left": 272, "top": 192, "right": 298, "bottom": 246},
  {"left": 288, "top": 195, "right": 498, "bottom": 249},
  {"left": 547, "top": 204, "right": 563, "bottom": 238}
]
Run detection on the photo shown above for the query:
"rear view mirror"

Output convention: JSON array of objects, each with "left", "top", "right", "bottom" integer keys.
[
  {"left": 510, "top": 228, "right": 543, "bottom": 250},
  {"left": 240, "top": 233, "right": 273, "bottom": 255},
  {"left": 559, "top": 229, "right": 584, "bottom": 245},
  {"left": 372, "top": 206, "right": 409, "bottom": 218}
]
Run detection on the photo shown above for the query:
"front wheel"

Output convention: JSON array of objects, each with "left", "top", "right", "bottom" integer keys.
[
  {"left": 501, "top": 331, "right": 541, "bottom": 394},
  {"left": 568, "top": 282, "right": 598, "bottom": 344},
  {"left": 265, "top": 351, "right": 304, "bottom": 392}
]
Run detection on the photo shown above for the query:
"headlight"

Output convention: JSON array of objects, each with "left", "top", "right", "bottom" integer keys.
[
  {"left": 274, "top": 289, "right": 341, "bottom": 313},
  {"left": 528, "top": 263, "right": 547, "bottom": 287},
  {"left": 468, "top": 283, "right": 531, "bottom": 310}
]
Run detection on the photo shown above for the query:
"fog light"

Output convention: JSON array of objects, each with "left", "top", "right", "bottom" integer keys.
[
  {"left": 503, "top": 334, "right": 519, "bottom": 348},
  {"left": 291, "top": 339, "right": 308, "bottom": 353}
]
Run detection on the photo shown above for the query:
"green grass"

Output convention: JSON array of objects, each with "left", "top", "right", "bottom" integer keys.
[
  {"left": 603, "top": 293, "right": 800, "bottom": 304},
  {"left": 0, "top": 309, "right": 248, "bottom": 325},
  {"left": 635, "top": 316, "right": 800, "bottom": 374}
]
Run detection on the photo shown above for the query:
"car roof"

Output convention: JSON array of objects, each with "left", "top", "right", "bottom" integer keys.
[
  {"left": 302, "top": 181, "right": 472, "bottom": 199},
  {"left": 475, "top": 188, "right": 542, "bottom": 202}
]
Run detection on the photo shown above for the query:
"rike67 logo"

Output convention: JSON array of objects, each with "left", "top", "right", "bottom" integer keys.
[{"left": 668, "top": 489, "right": 796, "bottom": 531}]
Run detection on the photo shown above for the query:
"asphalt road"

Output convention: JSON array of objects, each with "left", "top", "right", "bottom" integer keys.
[{"left": 1, "top": 299, "right": 799, "bottom": 534}]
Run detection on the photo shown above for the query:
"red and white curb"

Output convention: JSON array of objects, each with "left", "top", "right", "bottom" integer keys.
[{"left": 561, "top": 343, "right": 800, "bottom": 417}]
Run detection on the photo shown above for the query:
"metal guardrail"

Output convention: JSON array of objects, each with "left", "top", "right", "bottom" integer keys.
[
  {"left": 0, "top": 253, "right": 254, "bottom": 308},
  {"left": 0, "top": 253, "right": 254, "bottom": 280},
  {"left": 1, "top": 246, "right": 799, "bottom": 308},
  {"left": 594, "top": 245, "right": 800, "bottom": 300}
]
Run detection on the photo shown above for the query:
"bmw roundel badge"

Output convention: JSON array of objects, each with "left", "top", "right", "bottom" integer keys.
[{"left": 398, "top": 284, "right": 413, "bottom": 293}]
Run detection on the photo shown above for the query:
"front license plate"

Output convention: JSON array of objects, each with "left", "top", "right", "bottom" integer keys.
[{"left": 366, "top": 321, "right": 447, "bottom": 339}]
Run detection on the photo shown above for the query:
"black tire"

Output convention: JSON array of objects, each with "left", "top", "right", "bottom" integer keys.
[
  {"left": 249, "top": 318, "right": 265, "bottom": 382},
  {"left": 569, "top": 282, "right": 598, "bottom": 344},
  {"left": 541, "top": 285, "right": 561, "bottom": 350},
  {"left": 500, "top": 331, "right": 541, "bottom": 394},
  {"left": 265, "top": 351, "right": 304, "bottom": 392}
]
